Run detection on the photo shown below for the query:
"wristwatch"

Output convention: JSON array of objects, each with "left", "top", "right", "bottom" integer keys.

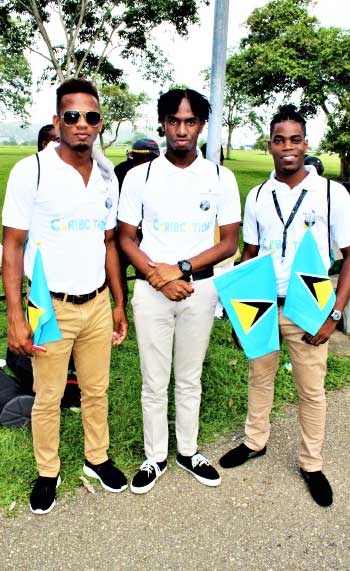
[
  {"left": 329, "top": 309, "right": 342, "bottom": 321},
  {"left": 178, "top": 260, "right": 192, "bottom": 280}
]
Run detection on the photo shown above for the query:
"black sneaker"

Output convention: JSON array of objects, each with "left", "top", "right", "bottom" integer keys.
[
  {"left": 176, "top": 453, "right": 221, "bottom": 487},
  {"left": 29, "top": 474, "right": 61, "bottom": 515},
  {"left": 219, "top": 443, "right": 267, "bottom": 468},
  {"left": 83, "top": 458, "right": 128, "bottom": 493},
  {"left": 130, "top": 459, "right": 167, "bottom": 494},
  {"left": 300, "top": 468, "right": 333, "bottom": 507}
]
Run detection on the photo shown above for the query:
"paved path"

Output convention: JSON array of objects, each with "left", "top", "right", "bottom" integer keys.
[{"left": 1, "top": 384, "right": 350, "bottom": 571}]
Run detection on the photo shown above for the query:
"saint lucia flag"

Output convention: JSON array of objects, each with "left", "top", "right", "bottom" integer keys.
[
  {"left": 27, "top": 247, "right": 62, "bottom": 345},
  {"left": 283, "top": 229, "right": 336, "bottom": 335},
  {"left": 214, "top": 254, "right": 279, "bottom": 359}
]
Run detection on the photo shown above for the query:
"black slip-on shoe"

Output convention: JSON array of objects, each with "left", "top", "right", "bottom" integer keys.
[
  {"left": 29, "top": 474, "right": 61, "bottom": 515},
  {"left": 83, "top": 458, "right": 128, "bottom": 493},
  {"left": 219, "top": 443, "right": 267, "bottom": 468},
  {"left": 300, "top": 468, "right": 333, "bottom": 507}
]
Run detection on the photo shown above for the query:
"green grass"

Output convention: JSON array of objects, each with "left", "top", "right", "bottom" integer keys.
[{"left": 0, "top": 146, "right": 349, "bottom": 512}]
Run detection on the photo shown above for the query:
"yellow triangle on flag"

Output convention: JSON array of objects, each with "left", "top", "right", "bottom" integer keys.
[
  {"left": 231, "top": 300, "right": 259, "bottom": 334},
  {"left": 313, "top": 279, "right": 333, "bottom": 310},
  {"left": 27, "top": 305, "right": 45, "bottom": 333}
]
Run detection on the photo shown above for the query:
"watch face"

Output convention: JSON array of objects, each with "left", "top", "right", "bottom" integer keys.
[
  {"left": 181, "top": 261, "right": 192, "bottom": 273},
  {"left": 331, "top": 310, "right": 342, "bottom": 321}
]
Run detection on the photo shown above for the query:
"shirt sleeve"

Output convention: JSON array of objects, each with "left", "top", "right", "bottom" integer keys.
[
  {"left": 117, "top": 166, "right": 145, "bottom": 227},
  {"left": 243, "top": 186, "right": 260, "bottom": 246},
  {"left": 329, "top": 181, "right": 350, "bottom": 249},
  {"left": 216, "top": 166, "right": 241, "bottom": 226},
  {"left": 2, "top": 155, "right": 38, "bottom": 230}
]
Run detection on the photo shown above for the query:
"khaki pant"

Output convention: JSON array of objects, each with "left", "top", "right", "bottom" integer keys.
[
  {"left": 132, "top": 278, "right": 218, "bottom": 462},
  {"left": 244, "top": 309, "right": 328, "bottom": 471},
  {"left": 31, "top": 288, "right": 113, "bottom": 477}
]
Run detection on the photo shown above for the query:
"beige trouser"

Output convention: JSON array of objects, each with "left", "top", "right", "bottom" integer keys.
[
  {"left": 245, "top": 309, "right": 328, "bottom": 472},
  {"left": 31, "top": 288, "right": 113, "bottom": 477},
  {"left": 132, "top": 278, "right": 218, "bottom": 463}
]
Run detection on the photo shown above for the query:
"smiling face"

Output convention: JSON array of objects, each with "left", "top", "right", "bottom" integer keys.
[
  {"left": 53, "top": 92, "right": 102, "bottom": 154},
  {"left": 268, "top": 120, "right": 308, "bottom": 181},
  {"left": 162, "top": 97, "right": 204, "bottom": 159}
]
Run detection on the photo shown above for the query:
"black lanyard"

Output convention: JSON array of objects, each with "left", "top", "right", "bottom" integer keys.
[{"left": 272, "top": 188, "right": 308, "bottom": 258}]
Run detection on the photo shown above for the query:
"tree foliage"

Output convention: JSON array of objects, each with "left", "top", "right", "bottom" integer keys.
[
  {"left": 229, "top": 0, "right": 350, "bottom": 178},
  {"left": 0, "top": 8, "right": 32, "bottom": 120},
  {"left": 99, "top": 85, "right": 149, "bottom": 151},
  {"left": 1, "top": 0, "right": 209, "bottom": 85}
]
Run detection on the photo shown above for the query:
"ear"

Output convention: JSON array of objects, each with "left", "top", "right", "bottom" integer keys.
[
  {"left": 53, "top": 114, "right": 60, "bottom": 132},
  {"left": 304, "top": 138, "right": 309, "bottom": 153},
  {"left": 199, "top": 120, "right": 205, "bottom": 134}
]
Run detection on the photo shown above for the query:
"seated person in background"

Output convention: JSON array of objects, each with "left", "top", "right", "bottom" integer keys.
[
  {"left": 37, "top": 124, "right": 60, "bottom": 152},
  {"left": 114, "top": 138, "right": 160, "bottom": 190}
]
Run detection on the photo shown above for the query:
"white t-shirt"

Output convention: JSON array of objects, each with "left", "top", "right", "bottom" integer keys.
[
  {"left": 118, "top": 152, "right": 241, "bottom": 264},
  {"left": 243, "top": 166, "right": 350, "bottom": 295},
  {"left": 2, "top": 143, "right": 119, "bottom": 294}
]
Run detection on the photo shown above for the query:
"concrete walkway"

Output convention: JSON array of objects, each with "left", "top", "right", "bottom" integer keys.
[{"left": 1, "top": 380, "right": 350, "bottom": 571}]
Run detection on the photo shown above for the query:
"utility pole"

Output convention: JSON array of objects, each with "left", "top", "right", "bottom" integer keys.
[{"left": 206, "top": 0, "right": 230, "bottom": 165}]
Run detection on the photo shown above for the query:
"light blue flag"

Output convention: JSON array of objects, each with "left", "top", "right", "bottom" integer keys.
[
  {"left": 214, "top": 254, "right": 279, "bottom": 360},
  {"left": 27, "top": 247, "right": 62, "bottom": 345},
  {"left": 283, "top": 228, "right": 336, "bottom": 335}
]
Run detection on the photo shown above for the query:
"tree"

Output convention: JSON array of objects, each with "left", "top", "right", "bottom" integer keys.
[
  {"left": 203, "top": 62, "right": 263, "bottom": 159},
  {"left": 0, "top": 9, "right": 32, "bottom": 120},
  {"left": 99, "top": 85, "right": 149, "bottom": 152},
  {"left": 1, "top": 0, "right": 209, "bottom": 85},
  {"left": 254, "top": 133, "right": 269, "bottom": 154},
  {"left": 229, "top": 0, "right": 350, "bottom": 179}
]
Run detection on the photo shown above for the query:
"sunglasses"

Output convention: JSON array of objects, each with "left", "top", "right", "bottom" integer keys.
[{"left": 60, "top": 110, "right": 102, "bottom": 126}]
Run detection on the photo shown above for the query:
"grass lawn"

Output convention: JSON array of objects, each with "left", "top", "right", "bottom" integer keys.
[{"left": 0, "top": 146, "right": 348, "bottom": 512}]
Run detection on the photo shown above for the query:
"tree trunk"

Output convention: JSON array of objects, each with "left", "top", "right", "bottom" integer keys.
[
  {"left": 340, "top": 154, "right": 350, "bottom": 180},
  {"left": 226, "top": 125, "right": 234, "bottom": 160}
]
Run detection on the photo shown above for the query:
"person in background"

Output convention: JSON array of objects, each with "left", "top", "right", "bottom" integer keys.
[
  {"left": 37, "top": 124, "right": 60, "bottom": 152},
  {"left": 114, "top": 138, "right": 160, "bottom": 190}
]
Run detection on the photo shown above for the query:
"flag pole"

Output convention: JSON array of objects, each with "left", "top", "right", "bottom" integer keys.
[{"left": 206, "top": 0, "right": 230, "bottom": 165}]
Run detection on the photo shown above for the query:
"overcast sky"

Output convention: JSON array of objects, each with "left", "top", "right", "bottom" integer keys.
[{"left": 29, "top": 0, "right": 350, "bottom": 146}]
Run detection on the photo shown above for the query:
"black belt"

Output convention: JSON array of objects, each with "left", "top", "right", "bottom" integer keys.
[
  {"left": 28, "top": 279, "right": 108, "bottom": 305},
  {"left": 277, "top": 296, "right": 285, "bottom": 307},
  {"left": 135, "top": 267, "right": 213, "bottom": 282}
]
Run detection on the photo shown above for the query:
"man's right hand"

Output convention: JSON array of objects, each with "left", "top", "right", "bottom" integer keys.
[
  {"left": 7, "top": 319, "right": 33, "bottom": 355},
  {"left": 160, "top": 280, "right": 194, "bottom": 301}
]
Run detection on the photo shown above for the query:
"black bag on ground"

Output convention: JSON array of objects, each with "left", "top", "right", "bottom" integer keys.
[
  {"left": 0, "top": 369, "right": 34, "bottom": 428},
  {"left": 5, "top": 348, "right": 81, "bottom": 409}
]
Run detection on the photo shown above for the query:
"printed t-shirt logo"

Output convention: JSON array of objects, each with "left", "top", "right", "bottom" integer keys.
[
  {"left": 200, "top": 200, "right": 210, "bottom": 211},
  {"left": 230, "top": 299, "right": 275, "bottom": 334}
]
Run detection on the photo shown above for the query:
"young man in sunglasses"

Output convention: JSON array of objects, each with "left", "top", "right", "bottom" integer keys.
[
  {"left": 118, "top": 88, "right": 241, "bottom": 493},
  {"left": 2, "top": 78, "right": 128, "bottom": 514}
]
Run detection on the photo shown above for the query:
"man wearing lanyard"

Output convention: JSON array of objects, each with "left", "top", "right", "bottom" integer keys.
[
  {"left": 118, "top": 88, "right": 241, "bottom": 494},
  {"left": 220, "top": 104, "right": 350, "bottom": 507},
  {"left": 2, "top": 78, "right": 128, "bottom": 514}
]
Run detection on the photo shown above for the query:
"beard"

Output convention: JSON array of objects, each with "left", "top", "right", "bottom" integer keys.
[{"left": 72, "top": 143, "right": 90, "bottom": 152}]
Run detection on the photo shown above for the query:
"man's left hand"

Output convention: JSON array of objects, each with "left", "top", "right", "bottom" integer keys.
[
  {"left": 147, "top": 261, "right": 181, "bottom": 289},
  {"left": 302, "top": 317, "right": 337, "bottom": 346},
  {"left": 112, "top": 306, "right": 128, "bottom": 345}
]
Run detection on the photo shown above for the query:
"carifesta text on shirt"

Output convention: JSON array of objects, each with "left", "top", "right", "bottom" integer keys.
[
  {"left": 50, "top": 218, "right": 106, "bottom": 232},
  {"left": 153, "top": 218, "right": 210, "bottom": 233}
]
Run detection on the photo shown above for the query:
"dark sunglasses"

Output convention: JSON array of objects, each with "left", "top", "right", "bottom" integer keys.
[{"left": 60, "top": 110, "right": 102, "bottom": 126}]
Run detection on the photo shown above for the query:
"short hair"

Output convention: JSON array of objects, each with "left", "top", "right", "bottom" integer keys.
[
  {"left": 56, "top": 78, "right": 99, "bottom": 113},
  {"left": 37, "top": 124, "right": 55, "bottom": 152},
  {"left": 158, "top": 89, "right": 211, "bottom": 123},
  {"left": 270, "top": 104, "right": 306, "bottom": 137}
]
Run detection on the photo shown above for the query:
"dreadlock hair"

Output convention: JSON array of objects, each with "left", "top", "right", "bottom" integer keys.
[
  {"left": 56, "top": 78, "right": 99, "bottom": 113},
  {"left": 270, "top": 104, "right": 306, "bottom": 137},
  {"left": 158, "top": 89, "right": 211, "bottom": 123}
]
